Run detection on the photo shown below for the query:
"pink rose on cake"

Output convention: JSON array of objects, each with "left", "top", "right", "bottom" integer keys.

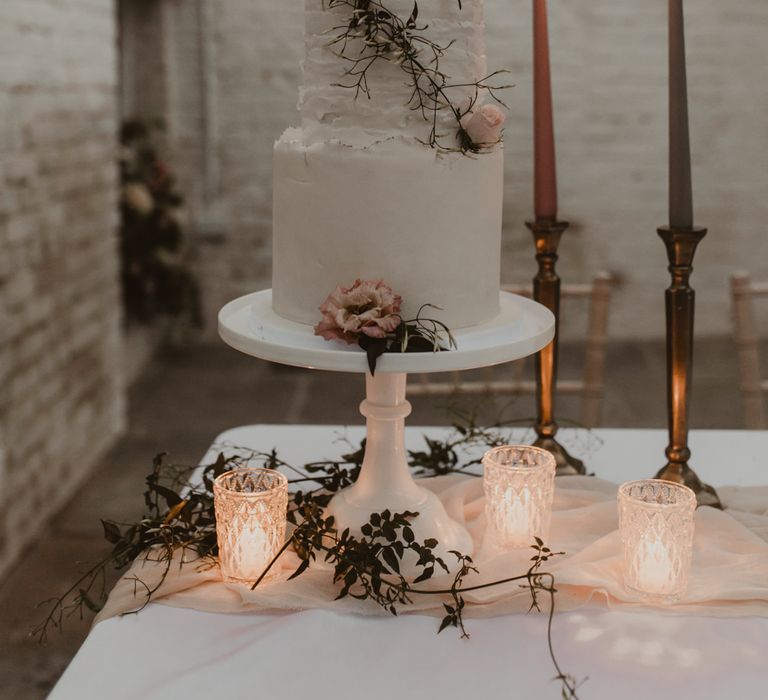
[
  {"left": 460, "top": 103, "right": 506, "bottom": 150},
  {"left": 314, "top": 279, "right": 402, "bottom": 344},
  {"left": 314, "top": 279, "right": 455, "bottom": 374}
]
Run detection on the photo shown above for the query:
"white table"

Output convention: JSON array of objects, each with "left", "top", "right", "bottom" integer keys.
[{"left": 50, "top": 426, "right": 768, "bottom": 700}]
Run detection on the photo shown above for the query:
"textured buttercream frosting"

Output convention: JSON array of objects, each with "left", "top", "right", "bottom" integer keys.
[
  {"left": 271, "top": 0, "right": 504, "bottom": 330},
  {"left": 301, "top": 0, "right": 487, "bottom": 147}
]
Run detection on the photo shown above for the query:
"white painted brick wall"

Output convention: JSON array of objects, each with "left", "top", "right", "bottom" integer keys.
[
  {"left": 0, "top": 0, "right": 125, "bottom": 578},
  {"left": 175, "top": 0, "right": 768, "bottom": 339},
  {"left": 196, "top": 0, "right": 304, "bottom": 326}
]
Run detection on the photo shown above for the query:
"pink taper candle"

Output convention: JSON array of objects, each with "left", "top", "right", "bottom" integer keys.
[
  {"left": 533, "top": 0, "right": 558, "bottom": 221},
  {"left": 668, "top": 0, "right": 693, "bottom": 228}
]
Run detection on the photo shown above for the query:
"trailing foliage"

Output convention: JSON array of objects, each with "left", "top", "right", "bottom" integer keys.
[{"left": 35, "top": 421, "right": 583, "bottom": 698}]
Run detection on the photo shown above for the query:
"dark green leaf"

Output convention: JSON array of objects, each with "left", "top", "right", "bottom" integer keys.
[
  {"left": 413, "top": 566, "right": 434, "bottom": 583},
  {"left": 406, "top": 2, "right": 418, "bottom": 28},
  {"left": 101, "top": 520, "right": 122, "bottom": 544},
  {"left": 153, "top": 484, "right": 183, "bottom": 508},
  {"left": 438, "top": 616, "right": 454, "bottom": 633},
  {"left": 381, "top": 548, "right": 400, "bottom": 574},
  {"left": 344, "top": 569, "right": 358, "bottom": 589},
  {"left": 358, "top": 334, "right": 387, "bottom": 375},
  {"left": 288, "top": 559, "right": 310, "bottom": 580},
  {"left": 79, "top": 590, "right": 102, "bottom": 613}
]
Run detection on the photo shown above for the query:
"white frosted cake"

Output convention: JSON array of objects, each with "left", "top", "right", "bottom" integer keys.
[{"left": 272, "top": 0, "right": 504, "bottom": 329}]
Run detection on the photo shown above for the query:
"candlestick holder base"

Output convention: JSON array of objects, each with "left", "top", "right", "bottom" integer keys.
[
  {"left": 531, "top": 434, "right": 586, "bottom": 476},
  {"left": 654, "top": 461, "right": 721, "bottom": 509},
  {"left": 657, "top": 225, "right": 722, "bottom": 509}
]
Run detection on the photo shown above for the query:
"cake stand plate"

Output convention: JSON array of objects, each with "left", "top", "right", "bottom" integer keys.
[
  {"left": 219, "top": 289, "right": 554, "bottom": 374},
  {"left": 219, "top": 290, "right": 555, "bottom": 570}
]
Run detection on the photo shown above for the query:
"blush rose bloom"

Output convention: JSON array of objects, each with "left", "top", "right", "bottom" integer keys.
[
  {"left": 314, "top": 279, "right": 402, "bottom": 344},
  {"left": 461, "top": 103, "right": 506, "bottom": 149}
]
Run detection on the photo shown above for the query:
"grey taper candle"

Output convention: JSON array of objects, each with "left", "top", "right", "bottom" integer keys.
[{"left": 668, "top": 0, "right": 693, "bottom": 229}]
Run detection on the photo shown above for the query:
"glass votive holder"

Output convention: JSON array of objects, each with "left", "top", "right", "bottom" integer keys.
[
  {"left": 214, "top": 468, "right": 288, "bottom": 584},
  {"left": 482, "top": 445, "right": 556, "bottom": 549},
  {"left": 617, "top": 479, "right": 696, "bottom": 604}
]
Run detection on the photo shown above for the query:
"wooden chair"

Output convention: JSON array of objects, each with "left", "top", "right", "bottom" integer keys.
[
  {"left": 408, "top": 272, "right": 614, "bottom": 427},
  {"left": 730, "top": 272, "right": 768, "bottom": 429}
]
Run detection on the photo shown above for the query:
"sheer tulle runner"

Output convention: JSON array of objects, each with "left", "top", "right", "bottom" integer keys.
[{"left": 96, "top": 476, "right": 768, "bottom": 625}]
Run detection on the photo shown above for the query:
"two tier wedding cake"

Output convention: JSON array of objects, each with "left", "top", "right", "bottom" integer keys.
[{"left": 271, "top": 0, "right": 505, "bottom": 330}]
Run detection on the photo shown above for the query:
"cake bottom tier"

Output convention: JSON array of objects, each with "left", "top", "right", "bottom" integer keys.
[{"left": 272, "top": 129, "right": 503, "bottom": 329}]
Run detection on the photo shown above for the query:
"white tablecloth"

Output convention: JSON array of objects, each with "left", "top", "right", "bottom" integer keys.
[{"left": 50, "top": 427, "right": 768, "bottom": 700}]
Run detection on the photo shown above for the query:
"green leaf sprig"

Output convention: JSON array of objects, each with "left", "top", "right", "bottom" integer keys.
[
  {"left": 35, "top": 419, "right": 584, "bottom": 698},
  {"left": 359, "top": 304, "right": 457, "bottom": 375}
]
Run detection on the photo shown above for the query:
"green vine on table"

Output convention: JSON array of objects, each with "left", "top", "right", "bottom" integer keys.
[
  {"left": 35, "top": 420, "right": 584, "bottom": 699},
  {"left": 33, "top": 452, "right": 230, "bottom": 638},
  {"left": 324, "top": 0, "right": 511, "bottom": 153}
]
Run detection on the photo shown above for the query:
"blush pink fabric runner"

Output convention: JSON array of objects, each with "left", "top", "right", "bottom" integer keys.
[{"left": 96, "top": 475, "right": 768, "bottom": 625}]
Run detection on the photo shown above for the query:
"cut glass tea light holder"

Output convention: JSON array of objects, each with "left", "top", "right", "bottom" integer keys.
[
  {"left": 483, "top": 445, "right": 556, "bottom": 549},
  {"left": 618, "top": 479, "right": 696, "bottom": 604},
  {"left": 214, "top": 468, "right": 288, "bottom": 584}
]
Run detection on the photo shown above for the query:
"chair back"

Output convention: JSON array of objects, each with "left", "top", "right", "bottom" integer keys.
[
  {"left": 730, "top": 272, "right": 768, "bottom": 429},
  {"left": 408, "top": 272, "right": 614, "bottom": 428}
]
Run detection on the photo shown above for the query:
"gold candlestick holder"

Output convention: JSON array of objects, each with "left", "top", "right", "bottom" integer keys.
[
  {"left": 655, "top": 225, "right": 721, "bottom": 508},
  {"left": 526, "top": 218, "right": 586, "bottom": 476}
]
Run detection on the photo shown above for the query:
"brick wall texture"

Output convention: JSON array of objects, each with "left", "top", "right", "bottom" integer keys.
[
  {"left": 145, "top": 0, "right": 767, "bottom": 340},
  {"left": 0, "top": 0, "right": 124, "bottom": 578}
]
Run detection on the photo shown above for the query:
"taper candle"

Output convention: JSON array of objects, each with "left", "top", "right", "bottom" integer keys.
[
  {"left": 668, "top": 0, "right": 693, "bottom": 229},
  {"left": 533, "top": 0, "right": 558, "bottom": 221}
]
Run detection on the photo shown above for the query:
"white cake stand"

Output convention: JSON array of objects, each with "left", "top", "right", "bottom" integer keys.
[{"left": 219, "top": 289, "right": 555, "bottom": 567}]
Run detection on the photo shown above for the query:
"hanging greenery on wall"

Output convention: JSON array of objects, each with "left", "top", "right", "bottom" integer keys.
[{"left": 119, "top": 120, "right": 203, "bottom": 328}]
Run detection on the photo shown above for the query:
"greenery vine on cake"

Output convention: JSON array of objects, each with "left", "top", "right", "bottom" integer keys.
[{"left": 324, "top": 0, "right": 511, "bottom": 153}]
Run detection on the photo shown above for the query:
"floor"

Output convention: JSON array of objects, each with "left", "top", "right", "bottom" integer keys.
[{"left": 0, "top": 337, "right": 745, "bottom": 698}]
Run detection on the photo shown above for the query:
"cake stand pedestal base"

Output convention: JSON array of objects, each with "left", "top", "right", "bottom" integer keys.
[
  {"left": 218, "top": 289, "right": 557, "bottom": 575},
  {"left": 326, "top": 372, "right": 473, "bottom": 571}
]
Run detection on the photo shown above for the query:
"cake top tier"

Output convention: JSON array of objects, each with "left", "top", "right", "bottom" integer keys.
[{"left": 300, "top": 0, "right": 488, "bottom": 148}]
